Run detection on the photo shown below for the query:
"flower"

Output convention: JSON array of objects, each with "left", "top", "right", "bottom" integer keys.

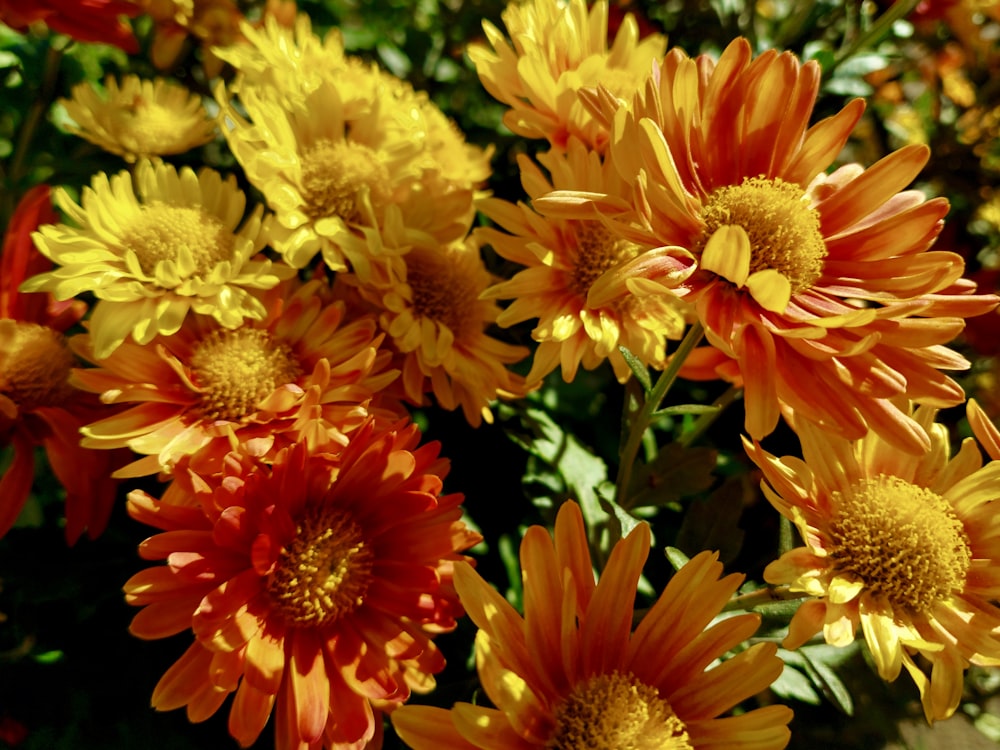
[
  {"left": 59, "top": 74, "right": 217, "bottom": 162},
  {"left": 0, "top": 0, "right": 138, "bottom": 52},
  {"left": 135, "top": 0, "right": 246, "bottom": 78},
  {"left": 69, "top": 278, "right": 400, "bottom": 477},
  {"left": 124, "top": 419, "right": 482, "bottom": 749},
  {"left": 349, "top": 231, "right": 528, "bottom": 426},
  {"left": 744, "top": 400, "right": 1000, "bottom": 722},
  {"left": 467, "top": 0, "right": 666, "bottom": 150},
  {"left": 392, "top": 501, "right": 793, "bottom": 749},
  {"left": 0, "top": 186, "right": 124, "bottom": 543},
  {"left": 479, "top": 137, "right": 693, "bottom": 384},
  {"left": 536, "top": 37, "right": 999, "bottom": 454},
  {"left": 23, "top": 159, "right": 294, "bottom": 358}
]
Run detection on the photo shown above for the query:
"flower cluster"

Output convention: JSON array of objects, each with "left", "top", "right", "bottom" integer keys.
[{"left": 3, "top": 0, "right": 1000, "bottom": 748}]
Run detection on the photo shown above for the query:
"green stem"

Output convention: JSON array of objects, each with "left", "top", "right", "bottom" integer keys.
[
  {"left": 615, "top": 321, "right": 705, "bottom": 510},
  {"left": 826, "top": 0, "right": 921, "bottom": 79},
  {"left": 678, "top": 384, "right": 742, "bottom": 447},
  {"left": 721, "top": 585, "right": 806, "bottom": 613}
]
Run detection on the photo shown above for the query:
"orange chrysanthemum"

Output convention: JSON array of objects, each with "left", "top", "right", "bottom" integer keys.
[
  {"left": 745, "top": 400, "right": 1000, "bottom": 722},
  {"left": 392, "top": 501, "right": 792, "bottom": 749},
  {"left": 69, "top": 278, "right": 400, "bottom": 477},
  {"left": 536, "top": 38, "right": 999, "bottom": 454},
  {"left": 479, "top": 137, "right": 693, "bottom": 384},
  {"left": 0, "top": 186, "right": 123, "bottom": 543},
  {"left": 124, "top": 419, "right": 482, "bottom": 749}
]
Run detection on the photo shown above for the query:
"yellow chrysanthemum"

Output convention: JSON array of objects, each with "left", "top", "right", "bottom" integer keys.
[
  {"left": 480, "top": 137, "right": 693, "bottom": 384},
  {"left": 23, "top": 160, "right": 295, "bottom": 359},
  {"left": 744, "top": 400, "right": 1000, "bottom": 722},
  {"left": 59, "top": 74, "right": 216, "bottom": 162},
  {"left": 137, "top": 0, "right": 246, "bottom": 78},
  {"left": 392, "top": 501, "right": 792, "bottom": 749},
  {"left": 347, "top": 231, "right": 528, "bottom": 426},
  {"left": 468, "top": 0, "right": 666, "bottom": 150}
]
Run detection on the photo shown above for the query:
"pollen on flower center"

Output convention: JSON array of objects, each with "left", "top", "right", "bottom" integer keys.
[
  {"left": 120, "top": 101, "right": 185, "bottom": 153},
  {"left": 300, "top": 138, "right": 391, "bottom": 222},
  {"left": 0, "top": 321, "right": 76, "bottom": 410},
  {"left": 570, "top": 221, "right": 641, "bottom": 298},
  {"left": 407, "top": 249, "right": 477, "bottom": 335},
  {"left": 828, "top": 474, "right": 971, "bottom": 615},
  {"left": 267, "top": 505, "right": 375, "bottom": 628},
  {"left": 190, "top": 328, "right": 303, "bottom": 421},
  {"left": 698, "top": 177, "right": 827, "bottom": 293},
  {"left": 547, "top": 671, "right": 693, "bottom": 750},
  {"left": 122, "top": 201, "right": 234, "bottom": 277}
]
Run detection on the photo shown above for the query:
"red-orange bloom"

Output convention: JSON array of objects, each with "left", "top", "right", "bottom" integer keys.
[
  {"left": 124, "top": 419, "right": 482, "bottom": 749},
  {"left": 0, "top": 0, "right": 139, "bottom": 52},
  {"left": 0, "top": 186, "right": 123, "bottom": 543}
]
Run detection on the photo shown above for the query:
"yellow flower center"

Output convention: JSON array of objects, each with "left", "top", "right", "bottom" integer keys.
[
  {"left": 698, "top": 177, "right": 826, "bottom": 294},
  {"left": 547, "top": 672, "right": 692, "bottom": 750},
  {"left": 570, "top": 222, "right": 641, "bottom": 298},
  {"left": 0, "top": 321, "right": 76, "bottom": 410},
  {"left": 828, "top": 475, "right": 971, "bottom": 615},
  {"left": 300, "top": 139, "right": 391, "bottom": 222},
  {"left": 190, "top": 328, "right": 302, "bottom": 421},
  {"left": 406, "top": 248, "right": 478, "bottom": 336},
  {"left": 122, "top": 201, "right": 234, "bottom": 277},
  {"left": 119, "top": 100, "right": 190, "bottom": 155},
  {"left": 267, "top": 505, "right": 374, "bottom": 628}
]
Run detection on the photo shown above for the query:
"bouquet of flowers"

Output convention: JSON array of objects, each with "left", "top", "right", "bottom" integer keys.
[{"left": 3, "top": 1, "right": 1000, "bottom": 748}]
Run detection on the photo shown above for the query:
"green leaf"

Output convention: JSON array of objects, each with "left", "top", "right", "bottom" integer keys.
[
  {"left": 770, "top": 662, "right": 822, "bottom": 705},
  {"left": 673, "top": 477, "right": 746, "bottom": 564},
  {"left": 652, "top": 403, "right": 721, "bottom": 417},
  {"left": 800, "top": 646, "right": 855, "bottom": 716},
  {"left": 618, "top": 346, "right": 652, "bottom": 392},
  {"left": 664, "top": 546, "right": 691, "bottom": 572},
  {"left": 627, "top": 442, "right": 717, "bottom": 509}
]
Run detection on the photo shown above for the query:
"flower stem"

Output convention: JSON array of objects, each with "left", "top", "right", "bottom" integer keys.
[
  {"left": 827, "top": 0, "right": 921, "bottom": 77},
  {"left": 615, "top": 321, "right": 705, "bottom": 509}
]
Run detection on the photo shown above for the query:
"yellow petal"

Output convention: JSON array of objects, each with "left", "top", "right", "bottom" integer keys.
[
  {"left": 746, "top": 268, "right": 793, "bottom": 313},
  {"left": 701, "top": 224, "right": 751, "bottom": 286}
]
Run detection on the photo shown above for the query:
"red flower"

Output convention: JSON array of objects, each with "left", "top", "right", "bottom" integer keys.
[
  {"left": 0, "top": 0, "right": 139, "bottom": 53},
  {"left": 0, "top": 186, "right": 125, "bottom": 543}
]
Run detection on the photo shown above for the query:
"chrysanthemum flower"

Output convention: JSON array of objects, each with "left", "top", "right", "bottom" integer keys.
[
  {"left": 744, "top": 401, "right": 1000, "bottom": 722},
  {"left": 23, "top": 159, "right": 294, "bottom": 359},
  {"left": 135, "top": 0, "right": 246, "bottom": 78},
  {"left": 124, "top": 419, "right": 482, "bottom": 749},
  {"left": 1, "top": 186, "right": 124, "bottom": 543},
  {"left": 480, "top": 138, "right": 693, "bottom": 384},
  {"left": 467, "top": 0, "right": 666, "bottom": 150},
  {"left": 392, "top": 500, "right": 792, "bottom": 749},
  {"left": 68, "top": 278, "right": 400, "bottom": 477},
  {"left": 59, "top": 75, "right": 217, "bottom": 162},
  {"left": 537, "top": 37, "right": 999, "bottom": 454},
  {"left": 0, "top": 0, "right": 138, "bottom": 52},
  {"left": 349, "top": 232, "right": 528, "bottom": 426}
]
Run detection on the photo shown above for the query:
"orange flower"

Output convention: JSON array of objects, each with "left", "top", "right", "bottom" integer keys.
[
  {"left": 124, "top": 420, "right": 482, "bottom": 749},
  {"left": 0, "top": 186, "right": 124, "bottom": 543},
  {"left": 745, "top": 400, "right": 1000, "bottom": 721},
  {"left": 537, "top": 38, "right": 999, "bottom": 454},
  {"left": 69, "top": 278, "right": 400, "bottom": 477},
  {"left": 392, "top": 501, "right": 792, "bottom": 749},
  {"left": 0, "top": 0, "right": 138, "bottom": 52}
]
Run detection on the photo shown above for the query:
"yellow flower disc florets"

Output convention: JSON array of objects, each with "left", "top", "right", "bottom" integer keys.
[
  {"left": 406, "top": 250, "right": 478, "bottom": 336},
  {"left": 0, "top": 321, "right": 76, "bottom": 410},
  {"left": 190, "top": 328, "right": 303, "bottom": 421},
  {"left": 547, "top": 671, "right": 692, "bottom": 750},
  {"left": 122, "top": 201, "right": 235, "bottom": 277},
  {"left": 300, "top": 139, "right": 391, "bottom": 222},
  {"left": 698, "top": 177, "right": 827, "bottom": 293},
  {"left": 570, "top": 222, "right": 641, "bottom": 297},
  {"left": 828, "top": 474, "right": 971, "bottom": 615},
  {"left": 267, "top": 505, "right": 375, "bottom": 628}
]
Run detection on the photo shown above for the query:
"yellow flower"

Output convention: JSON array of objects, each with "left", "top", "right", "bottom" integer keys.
[
  {"left": 537, "top": 37, "right": 999, "bottom": 454},
  {"left": 348, "top": 230, "right": 528, "bottom": 426},
  {"left": 480, "top": 137, "right": 693, "bottom": 384},
  {"left": 23, "top": 160, "right": 294, "bottom": 359},
  {"left": 59, "top": 74, "right": 216, "bottom": 162},
  {"left": 468, "top": 0, "right": 666, "bottom": 150},
  {"left": 745, "top": 400, "right": 1000, "bottom": 722},
  {"left": 392, "top": 501, "right": 792, "bottom": 749}
]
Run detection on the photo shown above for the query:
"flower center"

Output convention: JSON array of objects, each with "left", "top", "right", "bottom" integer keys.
[
  {"left": 190, "top": 328, "right": 302, "bottom": 421},
  {"left": 267, "top": 505, "right": 374, "bottom": 628},
  {"left": 828, "top": 475, "right": 971, "bottom": 615},
  {"left": 0, "top": 321, "right": 76, "bottom": 410},
  {"left": 697, "top": 177, "right": 826, "bottom": 294},
  {"left": 570, "top": 222, "right": 641, "bottom": 298},
  {"left": 120, "top": 101, "right": 189, "bottom": 155},
  {"left": 300, "top": 138, "right": 391, "bottom": 222},
  {"left": 406, "top": 247, "right": 478, "bottom": 336},
  {"left": 547, "top": 671, "right": 692, "bottom": 750},
  {"left": 122, "top": 201, "right": 234, "bottom": 277}
]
